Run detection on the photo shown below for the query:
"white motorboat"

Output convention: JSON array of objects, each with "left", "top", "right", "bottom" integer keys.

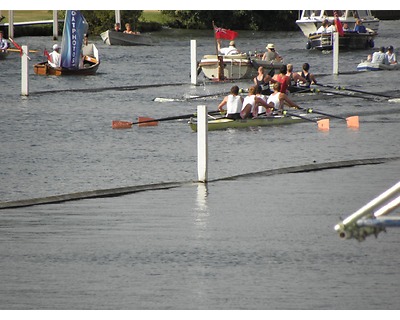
[{"left": 296, "top": 10, "right": 379, "bottom": 37}]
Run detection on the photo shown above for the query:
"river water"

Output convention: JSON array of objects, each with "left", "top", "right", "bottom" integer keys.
[{"left": 0, "top": 20, "right": 399, "bottom": 310}]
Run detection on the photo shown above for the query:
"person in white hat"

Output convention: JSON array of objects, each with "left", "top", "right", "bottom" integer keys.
[
  {"left": 262, "top": 43, "right": 283, "bottom": 62},
  {"left": 48, "top": 43, "right": 61, "bottom": 68},
  {"left": 217, "top": 39, "right": 239, "bottom": 55}
]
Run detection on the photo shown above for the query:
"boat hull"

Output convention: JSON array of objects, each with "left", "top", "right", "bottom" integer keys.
[
  {"left": 188, "top": 114, "right": 306, "bottom": 131},
  {"left": 33, "top": 44, "right": 100, "bottom": 76},
  {"left": 34, "top": 57, "right": 100, "bottom": 76},
  {"left": 357, "top": 61, "right": 400, "bottom": 71},
  {"left": 100, "top": 30, "right": 153, "bottom": 46},
  {"left": 199, "top": 54, "right": 253, "bottom": 80},
  {"left": 307, "top": 31, "right": 376, "bottom": 50}
]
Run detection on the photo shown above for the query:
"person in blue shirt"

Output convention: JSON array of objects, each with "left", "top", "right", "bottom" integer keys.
[{"left": 354, "top": 19, "right": 367, "bottom": 33}]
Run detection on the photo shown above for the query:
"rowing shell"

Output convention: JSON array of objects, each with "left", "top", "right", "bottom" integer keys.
[{"left": 188, "top": 114, "right": 308, "bottom": 132}]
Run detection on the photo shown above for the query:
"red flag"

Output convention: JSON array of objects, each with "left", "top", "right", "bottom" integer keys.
[
  {"left": 214, "top": 26, "right": 238, "bottom": 40},
  {"left": 9, "top": 37, "right": 23, "bottom": 56},
  {"left": 334, "top": 12, "right": 344, "bottom": 36},
  {"left": 44, "top": 49, "right": 52, "bottom": 62}
]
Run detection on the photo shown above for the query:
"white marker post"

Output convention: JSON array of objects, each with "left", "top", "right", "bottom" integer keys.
[
  {"left": 191, "top": 40, "right": 198, "bottom": 85},
  {"left": 8, "top": 10, "right": 14, "bottom": 39},
  {"left": 333, "top": 32, "right": 339, "bottom": 75},
  {"left": 21, "top": 45, "right": 29, "bottom": 96},
  {"left": 197, "top": 105, "right": 208, "bottom": 182},
  {"left": 53, "top": 10, "right": 58, "bottom": 40}
]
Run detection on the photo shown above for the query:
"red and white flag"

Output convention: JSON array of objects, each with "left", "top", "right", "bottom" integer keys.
[{"left": 214, "top": 26, "right": 238, "bottom": 40}]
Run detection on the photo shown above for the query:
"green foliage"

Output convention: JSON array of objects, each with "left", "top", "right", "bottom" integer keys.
[
  {"left": 161, "top": 10, "right": 299, "bottom": 31},
  {"left": 81, "top": 10, "right": 144, "bottom": 36}
]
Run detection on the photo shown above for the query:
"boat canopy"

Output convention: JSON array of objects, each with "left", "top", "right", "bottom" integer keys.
[{"left": 300, "top": 10, "right": 374, "bottom": 21}]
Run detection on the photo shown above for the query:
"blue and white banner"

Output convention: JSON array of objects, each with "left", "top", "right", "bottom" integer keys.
[{"left": 60, "top": 10, "right": 88, "bottom": 69}]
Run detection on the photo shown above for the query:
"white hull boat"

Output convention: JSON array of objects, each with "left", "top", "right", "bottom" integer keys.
[
  {"left": 100, "top": 30, "right": 153, "bottom": 46},
  {"left": 296, "top": 10, "right": 379, "bottom": 37},
  {"left": 357, "top": 61, "right": 400, "bottom": 71}
]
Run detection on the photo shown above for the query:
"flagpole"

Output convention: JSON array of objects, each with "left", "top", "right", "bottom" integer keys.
[{"left": 212, "top": 21, "right": 224, "bottom": 81}]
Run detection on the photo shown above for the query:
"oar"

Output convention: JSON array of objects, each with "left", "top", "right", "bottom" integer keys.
[
  {"left": 311, "top": 87, "right": 377, "bottom": 101},
  {"left": 281, "top": 110, "right": 329, "bottom": 131},
  {"left": 112, "top": 111, "right": 221, "bottom": 129},
  {"left": 153, "top": 91, "right": 228, "bottom": 102},
  {"left": 297, "top": 107, "right": 359, "bottom": 129},
  {"left": 7, "top": 48, "right": 38, "bottom": 53},
  {"left": 316, "top": 83, "right": 394, "bottom": 99}
]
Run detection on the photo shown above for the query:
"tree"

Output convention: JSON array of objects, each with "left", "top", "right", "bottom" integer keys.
[{"left": 162, "top": 10, "right": 299, "bottom": 31}]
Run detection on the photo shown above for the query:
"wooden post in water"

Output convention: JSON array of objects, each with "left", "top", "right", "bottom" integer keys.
[
  {"left": 333, "top": 32, "right": 339, "bottom": 75},
  {"left": 8, "top": 10, "right": 14, "bottom": 39},
  {"left": 53, "top": 10, "right": 58, "bottom": 40},
  {"left": 197, "top": 105, "right": 208, "bottom": 183},
  {"left": 191, "top": 40, "right": 198, "bottom": 85},
  {"left": 21, "top": 45, "right": 29, "bottom": 96}
]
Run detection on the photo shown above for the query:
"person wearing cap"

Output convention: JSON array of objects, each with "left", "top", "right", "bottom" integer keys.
[
  {"left": 371, "top": 46, "right": 389, "bottom": 65},
  {"left": 386, "top": 46, "right": 397, "bottom": 65},
  {"left": 48, "top": 44, "right": 61, "bottom": 68},
  {"left": 262, "top": 43, "right": 282, "bottom": 62},
  {"left": 217, "top": 39, "right": 239, "bottom": 55}
]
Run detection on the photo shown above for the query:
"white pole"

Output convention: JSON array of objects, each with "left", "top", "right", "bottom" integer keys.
[
  {"left": 8, "top": 10, "right": 14, "bottom": 39},
  {"left": 333, "top": 32, "right": 339, "bottom": 75},
  {"left": 21, "top": 45, "right": 29, "bottom": 96},
  {"left": 115, "top": 10, "right": 121, "bottom": 25},
  {"left": 53, "top": 10, "right": 58, "bottom": 40},
  {"left": 191, "top": 40, "right": 198, "bottom": 85},
  {"left": 197, "top": 105, "right": 208, "bottom": 182}
]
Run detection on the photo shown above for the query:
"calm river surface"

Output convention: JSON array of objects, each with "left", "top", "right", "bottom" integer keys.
[{"left": 0, "top": 20, "right": 400, "bottom": 310}]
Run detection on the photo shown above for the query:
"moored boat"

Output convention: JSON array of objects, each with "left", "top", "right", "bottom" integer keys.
[
  {"left": 357, "top": 61, "right": 400, "bottom": 72},
  {"left": 296, "top": 10, "right": 379, "bottom": 37},
  {"left": 188, "top": 114, "right": 309, "bottom": 131},
  {"left": 100, "top": 30, "right": 153, "bottom": 46}
]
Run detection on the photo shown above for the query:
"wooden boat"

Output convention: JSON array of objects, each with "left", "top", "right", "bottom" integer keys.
[
  {"left": 198, "top": 54, "right": 253, "bottom": 80},
  {"left": 296, "top": 10, "right": 379, "bottom": 37},
  {"left": 248, "top": 57, "right": 285, "bottom": 72},
  {"left": 188, "top": 114, "right": 308, "bottom": 131},
  {"left": 357, "top": 61, "right": 400, "bottom": 72},
  {"left": 34, "top": 44, "right": 100, "bottom": 76},
  {"left": 100, "top": 30, "right": 153, "bottom": 46},
  {"left": 33, "top": 11, "right": 100, "bottom": 76},
  {"left": 306, "top": 30, "right": 376, "bottom": 51}
]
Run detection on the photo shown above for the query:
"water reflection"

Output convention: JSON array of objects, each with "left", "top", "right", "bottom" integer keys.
[{"left": 194, "top": 182, "right": 209, "bottom": 231}]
